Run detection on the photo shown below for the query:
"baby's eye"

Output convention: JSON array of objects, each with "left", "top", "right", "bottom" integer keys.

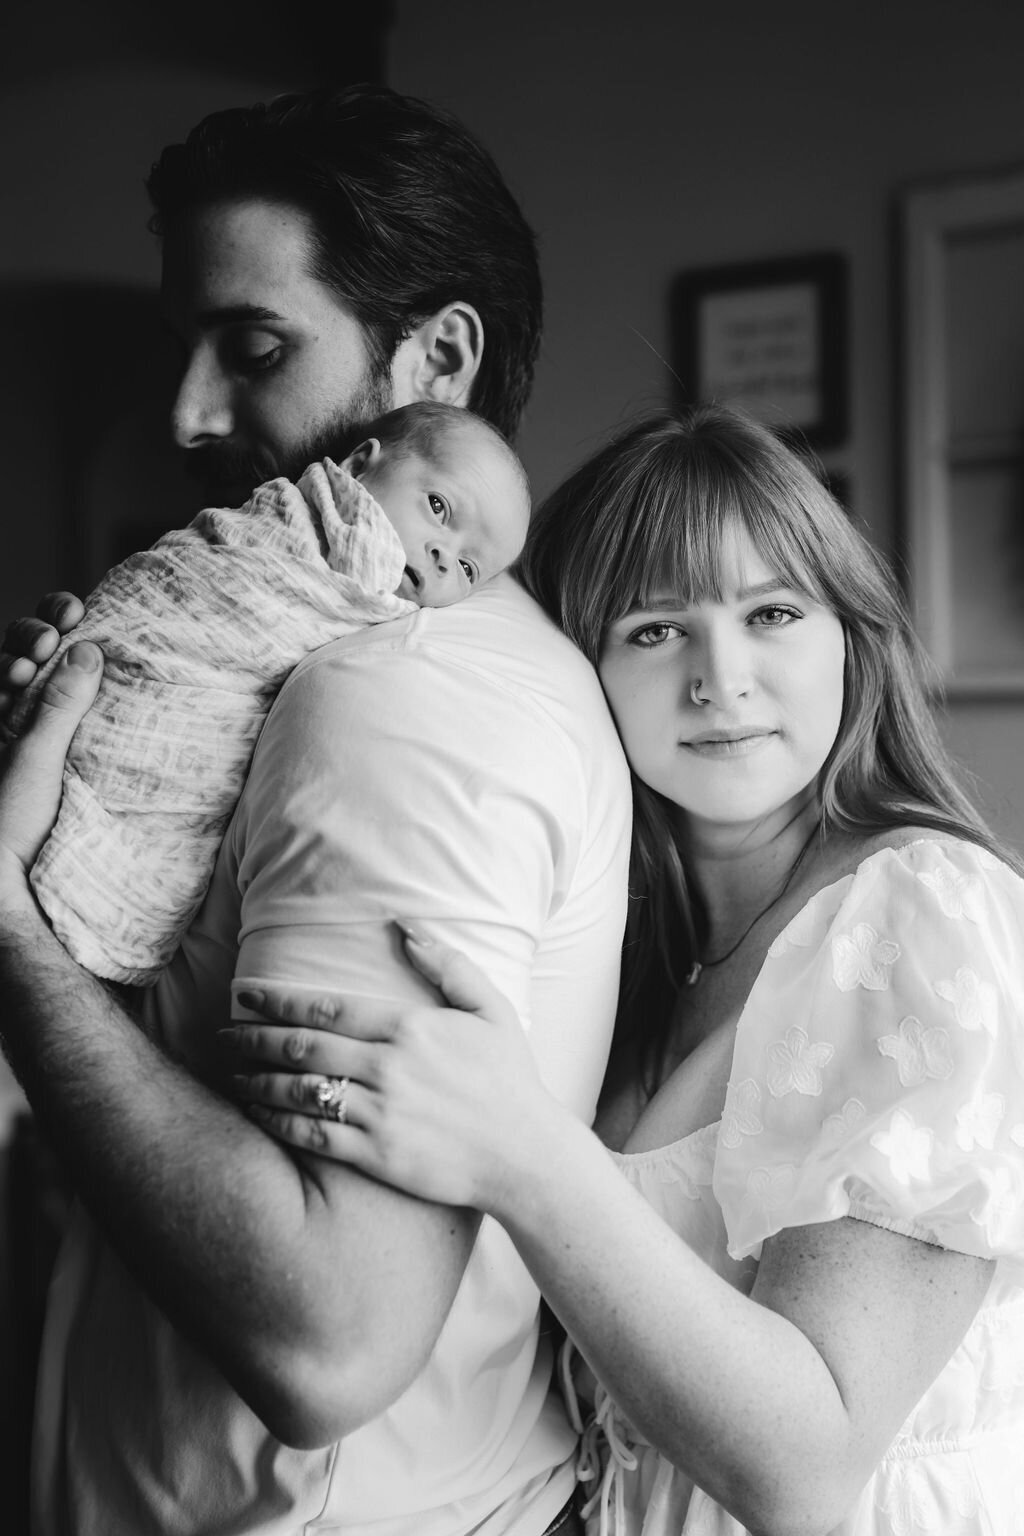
[
  {"left": 459, "top": 559, "right": 476, "bottom": 584},
  {"left": 428, "top": 493, "right": 449, "bottom": 521},
  {"left": 629, "top": 622, "right": 684, "bottom": 648}
]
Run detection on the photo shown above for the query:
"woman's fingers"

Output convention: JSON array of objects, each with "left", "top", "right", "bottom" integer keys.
[
  {"left": 235, "top": 1067, "right": 369, "bottom": 1121},
  {"left": 223, "top": 1021, "right": 379, "bottom": 1080},
  {"left": 234, "top": 986, "right": 402, "bottom": 1038},
  {"left": 397, "top": 924, "right": 518, "bottom": 1023},
  {"left": 246, "top": 1103, "right": 370, "bottom": 1165}
]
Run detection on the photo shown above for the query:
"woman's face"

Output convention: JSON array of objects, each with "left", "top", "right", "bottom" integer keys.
[{"left": 598, "top": 523, "right": 846, "bottom": 840}]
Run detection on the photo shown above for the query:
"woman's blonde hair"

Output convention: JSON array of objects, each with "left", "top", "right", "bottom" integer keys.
[{"left": 518, "top": 404, "right": 1008, "bottom": 1082}]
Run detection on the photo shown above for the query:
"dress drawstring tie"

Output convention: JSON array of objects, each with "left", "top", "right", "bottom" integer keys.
[{"left": 559, "top": 1338, "right": 640, "bottom": 1535}]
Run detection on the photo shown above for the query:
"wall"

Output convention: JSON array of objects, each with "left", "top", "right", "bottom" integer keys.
[{"left": 389, "top": 0, "right": 1024, "bottom": 850}]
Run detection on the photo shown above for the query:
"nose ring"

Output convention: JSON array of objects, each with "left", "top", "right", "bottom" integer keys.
[{"left": 690, "top": 678, "right": 707, "bottom": 706}]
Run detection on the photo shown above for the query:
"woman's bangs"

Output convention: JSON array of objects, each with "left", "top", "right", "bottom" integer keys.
[
  {"left": 622, "top": 482, "right": 827, "bottom": 615},
  {"left": 741, "top": 490, "right": 832, "bottom": 604},
  {"left": 623, "top": 473, "right": 731, "bottom": 614}
]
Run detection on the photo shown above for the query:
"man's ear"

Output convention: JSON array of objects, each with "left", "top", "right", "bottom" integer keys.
[
  {"left": 341, "top": 437, "right": 383, "bottom": 479},
  {"left": 391, "top": 302, "right": 484, "bottom": 408}
]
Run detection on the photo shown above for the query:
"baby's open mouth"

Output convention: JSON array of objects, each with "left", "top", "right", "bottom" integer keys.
[{"left": 403, "top": 565, "right": 421, "bottom": 591}]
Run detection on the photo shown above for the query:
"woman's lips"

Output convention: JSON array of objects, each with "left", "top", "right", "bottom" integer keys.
[{"left": 681, "top": 729, "right": 776, "bottom": 758}]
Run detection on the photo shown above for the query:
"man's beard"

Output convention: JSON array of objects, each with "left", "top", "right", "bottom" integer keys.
[{"left": 182, "top": 366, "right": 394, "bottom": 508}]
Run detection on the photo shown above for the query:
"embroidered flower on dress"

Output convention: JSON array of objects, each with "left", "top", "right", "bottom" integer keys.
[
  {"left": 877, "top": 1016, "right": 953, "bottom": 1086},
  {"left": 917, "top": 864, "right": 986, "bottom": 922},
  {"left": 970, "top": 1165, "right": 1017, "bottom": 1247},
  {"left": 746, "top": 1163, "right": 796, "bottom": 1213},
  {"left": 766, "top": 1026, "right": 834, "bottom": 1098},
  {"left": 934, "top": 966, "right": 999, "bottom": 1036},
  {"left": 955, "top": 1090, "right": 1005, "bottom": 1151},
  {"left": 877, "top": 1446, "right": 979, "bottom": 1533},
  {"left": 870, "top": 1108, "right": 933, "bottom": 1185},
  {"left": 832, "top": 922, "right": 901, "bottom": 991},
  {"left": 821, "top": 1097, "right": 867, "bottom": 1145},
  {"left": 976, "top": 1309, "right": 1024, "bottom": 1405},
  {"left": 719, "top": 1078, "right": 763, "bottom": 1147}
]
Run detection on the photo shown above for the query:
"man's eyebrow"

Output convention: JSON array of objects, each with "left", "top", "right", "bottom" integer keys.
[
  {"left": 162, "top": 305, "right": 287, "bottom": 335},
  {"left": 196, "top": 304, "right": 287, "bottom": 328}
]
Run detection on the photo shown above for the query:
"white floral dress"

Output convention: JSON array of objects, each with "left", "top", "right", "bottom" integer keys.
[{"left": 569, "top": 839, "right": 1024, "bottom": 1536}]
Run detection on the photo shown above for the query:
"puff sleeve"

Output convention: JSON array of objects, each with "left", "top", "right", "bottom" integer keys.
[{"left": 714, "top": 839, "right": 1024, "bottom": 1266}]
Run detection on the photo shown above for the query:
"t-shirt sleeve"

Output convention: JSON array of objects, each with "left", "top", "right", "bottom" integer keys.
[
  {"left": 226, "top": 623, "right": 595, "bottom": 1069},
  {"left": 714, "top": 839, "right": 1024, "bottom": 1262}
]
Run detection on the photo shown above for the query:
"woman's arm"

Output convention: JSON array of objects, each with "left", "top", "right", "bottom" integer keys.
[
  {"left": 499, "top": 1124, "right": 990, "bottom": 1536},
  {"left": 230, "top": 933, "right": 993, "bottom": 1536}
]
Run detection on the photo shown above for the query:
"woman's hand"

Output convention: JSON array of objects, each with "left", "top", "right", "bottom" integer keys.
[
  {"left": 224, "top": 926, "right": 567, "bottom": 1213},
  {"left": 0, "top": 592, "right": 85, "bottom": 720}
]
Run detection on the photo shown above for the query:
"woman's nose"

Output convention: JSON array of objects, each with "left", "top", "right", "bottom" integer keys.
[
  {"left": 688, "top": 630, "right": 752, "bottom": 705},
  {"left": 170, "top": 350, "right": 235, "bottom": 448}
]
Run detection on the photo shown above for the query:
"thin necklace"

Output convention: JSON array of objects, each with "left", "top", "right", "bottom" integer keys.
[{"left": 684, "top": 819, "right": 820, "bottom": 987}]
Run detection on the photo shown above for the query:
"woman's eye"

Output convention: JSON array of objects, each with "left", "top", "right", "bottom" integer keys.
[
  {"left": 752, "top": 605, "right": 799, "bottom": 627},
  {"left": 428, "top": 493, "right": 449, "bottom": 520},
  {"left": 630, "top": 622, "right": 683, "bottom": 648}
]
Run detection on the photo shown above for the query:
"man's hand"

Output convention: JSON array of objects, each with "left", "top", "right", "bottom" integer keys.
[
  {"left": 0, "top": 591, "right": 85, "bottom": 718},
  {"left": 0, "top": 641, "right": 102, "bottom": 886}
]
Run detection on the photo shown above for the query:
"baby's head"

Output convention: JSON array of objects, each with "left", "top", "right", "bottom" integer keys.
[{"left": 341, "top": 402, "right": 531, "bottom": 607}]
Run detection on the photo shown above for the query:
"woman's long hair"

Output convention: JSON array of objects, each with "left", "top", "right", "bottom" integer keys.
[{"left": 517, "top": 404, "right": 1011, "bottom": 1086}]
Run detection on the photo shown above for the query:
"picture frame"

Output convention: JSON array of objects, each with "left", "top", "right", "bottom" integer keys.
[
  {"left": 671, "top": 252, "right": 848, "bottom": 450},
  {"left": 901, "top": 165, "right": 1024, "bottom": 697}
]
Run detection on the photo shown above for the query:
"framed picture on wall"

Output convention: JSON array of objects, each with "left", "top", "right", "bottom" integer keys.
[
  {"left": 901, "top": 165, "right": 1024, "bottom": 696},
  {"left": 671, "top": 252, "right": 848, "bottom": 449}
]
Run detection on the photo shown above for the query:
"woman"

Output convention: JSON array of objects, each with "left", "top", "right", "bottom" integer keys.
[{"left": 229, "top": 405, "right": 1024, "bottom": 1535}]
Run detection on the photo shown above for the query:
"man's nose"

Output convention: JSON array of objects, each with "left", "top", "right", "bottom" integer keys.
[{"left": 170, "top": 350, "right": 235, "bottom": 448}]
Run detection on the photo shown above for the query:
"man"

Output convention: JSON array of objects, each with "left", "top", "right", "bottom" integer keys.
[{"left": 0, "top": 84, "right": 631, "bottom": 1535}]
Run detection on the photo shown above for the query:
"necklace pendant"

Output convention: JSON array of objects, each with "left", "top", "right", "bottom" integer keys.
[{"left": 685, "top": 961, "right": 702, "bottom": 986}]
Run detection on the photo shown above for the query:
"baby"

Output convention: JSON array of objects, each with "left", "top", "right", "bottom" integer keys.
[{"left": 12, "top": 401, "right": 530, "bottom": 985}]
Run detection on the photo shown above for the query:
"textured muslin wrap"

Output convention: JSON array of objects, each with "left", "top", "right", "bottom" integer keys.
[{"left": 10, "top": 459, "right": 414, "bottom": 984}]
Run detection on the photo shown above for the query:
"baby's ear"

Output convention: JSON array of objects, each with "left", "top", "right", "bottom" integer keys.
[{"left": 340, "top": 437, "right": 383, "bottom": 478}]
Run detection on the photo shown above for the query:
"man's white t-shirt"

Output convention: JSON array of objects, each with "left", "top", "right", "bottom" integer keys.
[{"left": 33, "top": 573, "right": 631, "bottom": 1536}]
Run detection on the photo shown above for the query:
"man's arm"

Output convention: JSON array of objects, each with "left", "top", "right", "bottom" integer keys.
[
  {"left": 0, "top": 620, "right": 581, "bottom": 1448},
  {"left": 0, "top": 908, "right": 477, "bottom": 1448}
]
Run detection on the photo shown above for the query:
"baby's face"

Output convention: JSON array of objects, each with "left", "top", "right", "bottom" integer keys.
[{"left": 359, "top": 428, "right": 530, "bottom": 607}]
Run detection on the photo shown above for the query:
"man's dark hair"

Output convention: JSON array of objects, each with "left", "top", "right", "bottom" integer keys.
[{"left": 146, "top": 83, "right": 543, "bottom": 440}]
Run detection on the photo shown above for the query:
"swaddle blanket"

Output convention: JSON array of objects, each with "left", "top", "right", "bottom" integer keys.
[{"left": 11, "top": 459, "right": 414, "bottom": 985}]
